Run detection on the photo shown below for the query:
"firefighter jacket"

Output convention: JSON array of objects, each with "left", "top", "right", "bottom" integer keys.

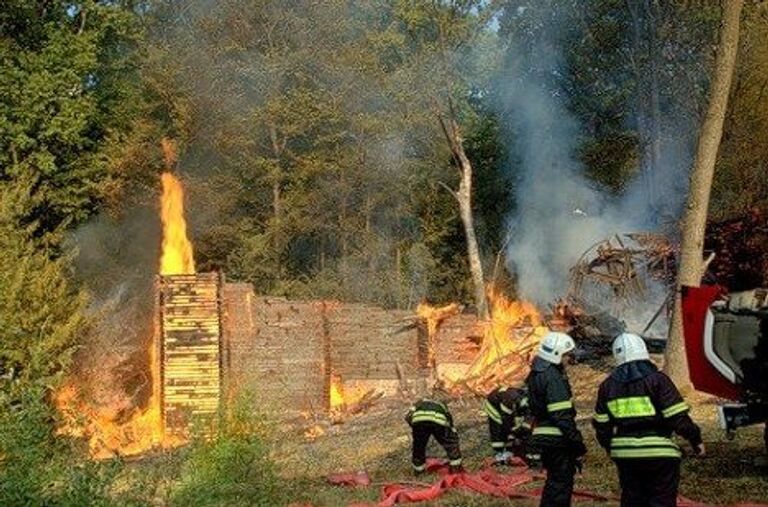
[
  {"left": 484, "top": 387, "right": 531, "bottom": 431},
  {"left": 525, "top": 357, "right": 586, "bottom": 454},
  {"left": 592, "top": 360, "right": 702, "bottom": 460},
  {"left": 405, "top": 399, "right": 454, "bottom": 428}
]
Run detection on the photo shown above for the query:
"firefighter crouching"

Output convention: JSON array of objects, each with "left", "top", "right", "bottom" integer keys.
[
  {"left": 526, "top": 332, "right": 587, "bottom": 507},
  {"left": 593, "top": 333, "right": 704, "bottom": 507},
  {"left": 484, "top": 386, "right": 531, "bottom": 464},
  {"left": 405, "top": 398, "right": 464, "bottom": 475}
]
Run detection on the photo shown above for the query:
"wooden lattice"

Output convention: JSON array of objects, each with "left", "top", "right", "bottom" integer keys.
[{"left": 158, "top": 273, "right": 222, "bottom": 436}]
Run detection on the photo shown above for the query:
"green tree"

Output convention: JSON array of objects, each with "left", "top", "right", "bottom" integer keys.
[
  {"left": 140, "top": 0, "right": 509, "bottom": 309},
  {"left": 0, "top": 0, "right": 145, "bottom": 233},
  {"left": 0, "top": 179, "right": 86, "bottom": 389},
  {"left": 712, "top": 3, "right": 768, "bottom": 218}
]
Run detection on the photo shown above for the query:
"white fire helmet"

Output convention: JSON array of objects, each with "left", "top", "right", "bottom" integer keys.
[
  {"left": 536, "top": 332, "right": 576, "bottom": 364},
  {"left": 612, "top": 333, "right": 650, "bottom": 366}
]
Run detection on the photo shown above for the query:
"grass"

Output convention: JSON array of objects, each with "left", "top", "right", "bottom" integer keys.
[
  {"left": 14, "top": 364, "right": 761, "bottom": 506},
  {"left": 277, "top": 364, "right": 768, "bottom": 506}
]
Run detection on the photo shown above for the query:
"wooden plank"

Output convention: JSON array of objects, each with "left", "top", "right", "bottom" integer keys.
[{"left": 159, "top": 273, "right": 222, "bottom": 435}]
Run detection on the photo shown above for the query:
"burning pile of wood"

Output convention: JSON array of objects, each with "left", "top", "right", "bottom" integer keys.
[
  {"left": 442, "top": 326, "right": 542, "bottom": 396},
  {"left": 419, "top": 286, "right": 548, "bottom": 397}
]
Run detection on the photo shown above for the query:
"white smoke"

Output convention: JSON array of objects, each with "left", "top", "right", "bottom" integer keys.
[{"left": 499, "top": 3, "right": 700, "bottom": 333}]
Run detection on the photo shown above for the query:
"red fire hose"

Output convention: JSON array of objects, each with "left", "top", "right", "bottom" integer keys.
[{"left": 320, "top": 458, "right": 766, "bottom": 507}]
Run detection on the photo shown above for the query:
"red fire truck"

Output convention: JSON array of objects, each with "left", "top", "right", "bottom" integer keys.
[{"left": 682, "top": 286, "right": 768, "bottom": 450}]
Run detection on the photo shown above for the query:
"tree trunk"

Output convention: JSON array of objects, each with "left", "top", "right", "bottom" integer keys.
[
  {"left": 439, "top": 114, "right": 488, "bottom": 319},
  {"left": 645, "top": 0, "right": 662, "bottom": 211},
  {"left": 664, "top": 0, "right": 743, "bottom": 386},
  {"left": 457, "top": 143, "right": 488, "bottom": 319}
]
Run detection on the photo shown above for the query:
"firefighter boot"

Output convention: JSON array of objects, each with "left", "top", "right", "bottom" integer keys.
[
  {"left": 493, "top": 450, "right": 513, "bottom": 466},
  {"left": 448, "top": 464, "right": 465, "bottom": 474}
]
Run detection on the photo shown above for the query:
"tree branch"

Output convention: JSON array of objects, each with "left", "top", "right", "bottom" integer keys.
[
  {"left": 437, "top": 180, "right": 459, "bottom": 202},
  {"left": 77, "top": 7, "right": 87, "bottom": 35}
]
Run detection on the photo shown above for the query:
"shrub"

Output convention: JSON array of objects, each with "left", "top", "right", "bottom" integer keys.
[
  {"left": 0, "top": 387, "right": 121, "bottom": 507},
  {"left": 170, "top": 404, "right": 284, "bottom": 507}
]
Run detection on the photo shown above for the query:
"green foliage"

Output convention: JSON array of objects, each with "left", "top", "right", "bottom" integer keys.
[
  {"left": 170, "top": 406, "right": 283, "bottom": 507},
  {"left": 142, "top": 0, "right": 507, "bottom": 307},
  {"left": 0, "top": 180, "right": 86, "bottom": 387},
  {"left": 0, "top": 387, "right": 122, "bottom": 507},
  {"left": 712, "top": 4, "right": 768, "bottom": 219},
  {"left": 0, "top": 1, "right": 145, "bottom": 232}
]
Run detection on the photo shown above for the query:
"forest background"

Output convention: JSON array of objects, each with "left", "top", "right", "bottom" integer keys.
[{"left": 1, "top": 1, "right": 768, "bottom": 505}]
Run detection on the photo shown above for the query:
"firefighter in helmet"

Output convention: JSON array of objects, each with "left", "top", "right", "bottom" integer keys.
[
  {"left": 484, "top": 386, "right": 531, "bottom": 464},
  {"left": 526, "top": 331, "right": 586, "bottom": 507},
  {"left": 405, "top": 397, "right": 464, "bottom": 475},
  {"left": 592, "top": 333, "right": 704, "bottom": 507}
]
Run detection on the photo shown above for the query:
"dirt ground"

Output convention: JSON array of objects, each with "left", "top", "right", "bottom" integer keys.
[{"left": 275, "top": 362, "right": 768, "bottom": 506}]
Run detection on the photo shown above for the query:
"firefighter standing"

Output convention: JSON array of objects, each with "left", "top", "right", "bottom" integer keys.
[
  {"left": 405, "top": 398, "right": 464, "bottom": 475},
  {"left": 593, "top": 333, "right": 704, "bottom": 507},
  {"left": 484, "top": 386, "right": 531, "bottom": 464},
  {"left": 526, "top": 332, "right": 587, "bottom": 507}
]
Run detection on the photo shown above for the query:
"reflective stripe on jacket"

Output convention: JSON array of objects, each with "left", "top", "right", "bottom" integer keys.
[
  {"left": 484, "top": 386, "right": 529, "bottom": 424},
  {"left": 525, "top": 357, "right": 584, "bottom": 448},
  {"left": 592, "top": 360, "right": 702, "bottom": 460},
  {"left": 406, "top": 399, "right": 453, "bottom": 427}
]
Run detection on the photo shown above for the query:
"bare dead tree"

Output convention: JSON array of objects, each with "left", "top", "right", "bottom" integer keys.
[{"left": 436, "top": 97, "right": 488, "bottom": 319}]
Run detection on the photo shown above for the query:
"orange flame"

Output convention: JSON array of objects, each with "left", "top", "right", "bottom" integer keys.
[
  {"left": 160, "top": 172, "right": 195, "bottom": 275},
  {"left": 418, "top": 286, "right": 548, "bottom": 390},
  {"left": 54, "top": 376, "right": 180, "bottom": 460},
  {"left": 329, "top": 374, "right": 369, "bottom": 412},
  {"left": 465, "top": 286, "right": 547, "bottom": 377},
  {"left": 54, "top": 325, "right": 183, "bottom": 458},
  {"left": 55, "top": 167, "right": 196, "bottom": 458}
]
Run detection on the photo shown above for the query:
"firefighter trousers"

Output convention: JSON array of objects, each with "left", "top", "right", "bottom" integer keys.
[
  {"left": 411, "top": 422, "right": 462, "bottom": 470},
  {"left": 540, "top": 447, "right": 577, "bottom": 507},
  {"left": 488, "top": 416, "right": 513, "bottom": 450},
  {"left": 489, "top": 417, "right": 524, "bottom": 455},
  {"left": 616, "top": 458, "right": 680, "bottom": 507}
]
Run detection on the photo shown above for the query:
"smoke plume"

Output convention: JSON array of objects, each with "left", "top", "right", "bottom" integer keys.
[{"left": 498, "top": 3, "right": 702, "bottom": 332}]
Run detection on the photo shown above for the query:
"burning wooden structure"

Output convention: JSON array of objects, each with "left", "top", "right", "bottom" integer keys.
[
  {"left": 219, "top": 287, "right": 427, "bottom": 418},
  {"left": 55, "top": 147, "right": 553, "bottom": 456},
  {"left": 417, "top": 287, "right": 548, "bottom": 396},
  {"left": 157, "top": 273, "right": 223, "bottom": 436}
]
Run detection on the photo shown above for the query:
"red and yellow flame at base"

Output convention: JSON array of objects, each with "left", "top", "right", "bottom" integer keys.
[
  {"left": 55, "top": 171, "right": 195, "bottom": 459},
  {"left": 465, "top": 286, "right": 547, "bottom": 377}
]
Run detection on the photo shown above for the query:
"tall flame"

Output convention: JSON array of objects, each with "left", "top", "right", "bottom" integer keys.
[
  {"left": 160, "top": 172, "right": 195, "bottom": 275},
  {"left": 55, "top": 165, "right": 195, "bottom": 458}
]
